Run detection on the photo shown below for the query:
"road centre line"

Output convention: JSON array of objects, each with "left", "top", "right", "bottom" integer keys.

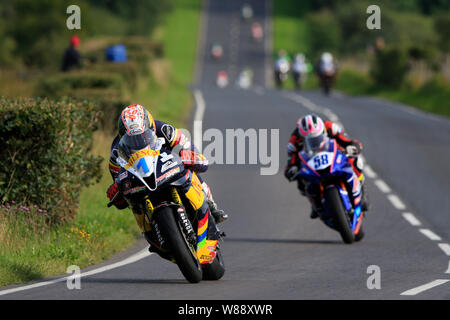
[
  {"left": 400, "top": 279, "right": 450, "bottom": 296},
  {"left": 419, "top": 229, "right": 442, "bottom": 241},
  {"left": 374, "top": 179, "right": 391, "bottom": 194},
  {"left": 402, "top": 212, "right": 421, "bottom": 226},
  {"left": 438, "top": 243, "right": 450, "bottom": 256},
  {"left": 387, "top": 194, "right": 406, "bottom": 210}
]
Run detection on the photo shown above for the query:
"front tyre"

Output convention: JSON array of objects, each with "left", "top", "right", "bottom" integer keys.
[
  {"left": 202, "top": 245, "right": 225, "bottom": 280},
  {"left": 355, "top": 225, "right": 365, "bottom": 242},
  {"left": 324, "top": 187, "right": 355, "bottom": 244},
  {"left": 155, "top": 207, "right": 202, "bottom": 283}
]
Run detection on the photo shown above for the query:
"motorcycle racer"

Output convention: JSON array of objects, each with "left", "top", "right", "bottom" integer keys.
[
  {"left": 284, "top": 114, "right": 369, "bottom": 218},
  {"left": 106, "top": 104, "right": 228, "bottom": 224}
]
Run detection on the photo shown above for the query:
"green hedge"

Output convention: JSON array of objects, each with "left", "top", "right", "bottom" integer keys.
[
  {"left": 35, "top": 72, "right": 130, "bottom": 131},
  {"left": 0, "top": 97, "right": 103, "bottom": 223},
  {"left": 36, "top": 72, "right": 124, "bottom": 97}
]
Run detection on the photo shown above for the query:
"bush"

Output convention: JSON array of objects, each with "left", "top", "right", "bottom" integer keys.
[
  {"left": 0, "top": 97, "right": 103, "bottom": 223},
  {"left": 36, "top": 72, "right": 124, "bottom": 97},
  {"left": 90, "top": 62, "right": 139, "bottom": 93},
  {"left": 66, "top": 88, "right": 130, "bottom": 132},
  {"left": 35, "top": 72, "right": 129, "bottom": 131},
  {"left": 370, "top": 47, "right": 410, "bottom": 88}
]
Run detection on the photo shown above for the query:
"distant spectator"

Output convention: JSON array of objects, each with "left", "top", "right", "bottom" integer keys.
[{"left": 61, "top": 35, "right": 82, "bottom": 72}]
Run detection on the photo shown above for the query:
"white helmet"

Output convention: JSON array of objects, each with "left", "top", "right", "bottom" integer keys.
[
  {"left": 295, "top": 53, "right": 305, "bottom": 62},
  {"left": 297, "top": 114, "right": 328, "bottom": 153},
  {"left": 321, "top": 52, "right": 333, "bottom": 63}
]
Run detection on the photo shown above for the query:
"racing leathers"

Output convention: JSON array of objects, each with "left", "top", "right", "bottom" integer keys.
[
  {"left": 108, "top": 120, "right": 228, "bottom": 224},
  {"left": 284, "top": 121, "right": 369, "bottom": 217}
]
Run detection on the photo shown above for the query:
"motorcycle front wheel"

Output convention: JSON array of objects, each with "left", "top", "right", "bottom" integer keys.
[
  {"left": 324, "top": 187, "right": 355, "bottom": 244},
  {"left": 202, "top": 245, "right": 225, "bottom": 280},
  {"left": 155, "top": 206, "right": 202, "bottom": 283}
]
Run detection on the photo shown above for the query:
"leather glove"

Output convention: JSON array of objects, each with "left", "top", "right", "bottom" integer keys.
[
  {"left": 346, "top": 145, "right": 359, "bottom": 156},
  {"left": 285, "top": 166, "right": 299, "bottom": 181},
  {"left": 106, "top": 183, "right": 128, "bottom": 210}
]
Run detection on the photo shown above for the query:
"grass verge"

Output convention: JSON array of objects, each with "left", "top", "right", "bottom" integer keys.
[{"left": 0, "top": 0, "right": 202, "bottom": 287}]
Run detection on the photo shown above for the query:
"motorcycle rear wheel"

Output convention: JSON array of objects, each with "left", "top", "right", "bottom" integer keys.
[
  {"left": 324, "top": 188, "right": 355, "bottom": 244},
  {"left": 155, "top": 206, "right": 202, "bottom": 283}
]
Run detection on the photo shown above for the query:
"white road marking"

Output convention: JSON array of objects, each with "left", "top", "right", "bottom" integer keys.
[
  {"left": 0, "top": 249, "right": 151, "bottom": 297},
  {"left": 400, "top": 279, "right": 450, "bottom": 296},
  {"left": 438, "top": 243, "right": 450, "bottom": 256},
  {"left": 374, "top": 179, "right": 391, "bottom": 193},
  {"left": 193, "top": 89, "right": 206, "bottom": 153},
  {"left": 419, "top": 229, "right": 442, "bottom": 241},
  {"left": 402, "top": 212, "right": 421, "bottom": 226},
  {"left": 387, "top": 194, "right": 406, "bottom": 210},
  {"left": 446, "top": 261, "right": 450, "bottom": 274}
]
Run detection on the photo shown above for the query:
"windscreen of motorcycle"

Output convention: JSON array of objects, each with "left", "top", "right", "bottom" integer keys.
[
  {"left": 305, "top": 134, "right": 329, "bottom": 154},
  {"left": 118, "top": 129, "right": 157, "bottom": 160}
]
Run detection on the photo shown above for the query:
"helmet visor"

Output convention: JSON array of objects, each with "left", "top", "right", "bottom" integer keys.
[
  {"left": 305, "top": 134, "right": 328, "bottom": 153},
  {"left": 118, "top": 129, "right": 157, "bottom": 159}
]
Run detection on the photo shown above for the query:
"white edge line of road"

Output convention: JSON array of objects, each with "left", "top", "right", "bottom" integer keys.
[{"left": 0, "top": 248, "right": 151, "bottom": 297}]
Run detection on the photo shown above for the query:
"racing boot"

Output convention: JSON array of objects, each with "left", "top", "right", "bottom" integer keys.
[
  {"left": 310, "top": 208, "right": 320, "bottom": 219},
  {"left": 202, "top": 181, "right": 228, "bottom": 224},
  {"left": 306, "top": 194, "right": 322, "bottom": 219},
  {"left": 207, "top": 200, "right": 228, "bottom": 224}
]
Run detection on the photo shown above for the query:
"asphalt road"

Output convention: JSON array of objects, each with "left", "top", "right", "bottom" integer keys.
[{"left": 1, "top": 0, "right": 449, "bottom": 300}]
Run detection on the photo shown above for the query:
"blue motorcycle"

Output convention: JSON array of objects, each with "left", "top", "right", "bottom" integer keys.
[{"left": 294, "top": 138, "right": 365, "bottom": 244}]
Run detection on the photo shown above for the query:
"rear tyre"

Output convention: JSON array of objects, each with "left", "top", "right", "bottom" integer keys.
[
  {"left": 324, "top": 188, "right": 355, "bottom": 244},
  {"left": 155, "top": 207, "right": 202, "bottom": 283},
  {"left": 202, "top": 245, "right": 225, "bottom": 280}
]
